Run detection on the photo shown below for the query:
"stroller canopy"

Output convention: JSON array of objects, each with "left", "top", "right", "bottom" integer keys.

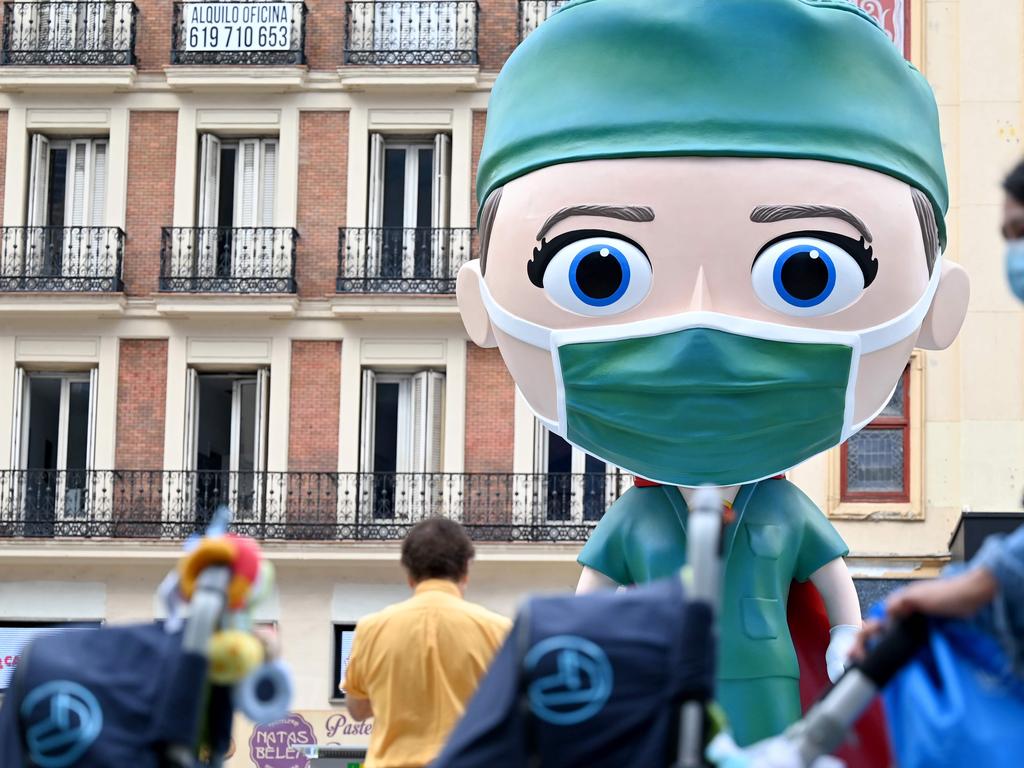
[
  {"left": 432, "top": 576, "right": 714, "bottom": 768},
  {"left": 0, "top": 623, "right": 212, "bottom": 768}
]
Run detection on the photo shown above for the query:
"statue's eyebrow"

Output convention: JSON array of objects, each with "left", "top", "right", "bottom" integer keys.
[
  {"left": 750, "top": 204, "right": 873, "bottom": 244},
  {"left": 536, "top": 205, "right": 655, "bottom": 241}
]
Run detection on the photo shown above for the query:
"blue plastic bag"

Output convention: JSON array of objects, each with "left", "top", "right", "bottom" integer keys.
[{"left": 883, "top": 618, "right": 1024, "bottom": 768}]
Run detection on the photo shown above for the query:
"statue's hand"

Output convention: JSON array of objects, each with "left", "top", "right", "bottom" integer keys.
[{"left": 825, "top": 624, "right": 860, "bottom": 683}]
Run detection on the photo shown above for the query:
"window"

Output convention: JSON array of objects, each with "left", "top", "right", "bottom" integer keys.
[
  {"left": 28, "top": 135, "right": 108, "bottom": 230},
  {"left": 0, "top": 622, "right": 101, "bottom": 691},
  {"left": 331, "top": 623, "right": 357, "bottom": 701},
  {"left": 366, "top": 133, "right": 450, "bottom": 279},
  {"left": 195, "top": 134, "right": 279, "bottom": 277},
  {"left": 841, "top": 365, "right": 910, "bottom": 502},
  {"left": 533, "top": 423, "right": 620, "bottom": 523},
  {"left": 197, "top": 134, "right": 277, "bottom": 231},
  {"left": 183, "top": 369, "right": 270, "bottom": 522},
  {"left": 10, "top": 369, "right": 97, "bottom": 533},
  {"left": 18, "top": 134, "right": 110, "bottom": 278},
  {"left": 359, "top": 369, "right": 445, "bottom": 519}
]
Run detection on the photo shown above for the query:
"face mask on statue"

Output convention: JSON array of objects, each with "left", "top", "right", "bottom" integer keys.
[
  {"left": 469, "top": 260, "right": 942, "bottom": 487},
  {"left": 1006, "top": 240, "right": 1024, "bottom": 302}
]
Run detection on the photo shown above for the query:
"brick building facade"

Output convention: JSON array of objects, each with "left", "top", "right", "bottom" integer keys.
[{"left": 0, "top": 1, "right": 1019, "bottom": 758}]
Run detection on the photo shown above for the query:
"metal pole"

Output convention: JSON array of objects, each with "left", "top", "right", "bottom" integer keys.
[{"left": 674, "top": 486, "right": 724, "bottom": 768}]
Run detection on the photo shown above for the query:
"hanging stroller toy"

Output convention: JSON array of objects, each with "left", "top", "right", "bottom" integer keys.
[{"left": 0, "top": 507, "right": 293, "bottom": 768}]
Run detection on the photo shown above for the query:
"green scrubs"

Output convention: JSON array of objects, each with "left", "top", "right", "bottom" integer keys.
[{"left": 577, "top": 479, "right": 848, "bottom": 746}]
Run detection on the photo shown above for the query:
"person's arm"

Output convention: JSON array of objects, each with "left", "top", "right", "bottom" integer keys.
[
  {"left": 576, "top": 565, "right": 620, "bottom": 594},
  {"left": 850, "top": 527, "right": 1024, "bottom": 661},
  {"left": 340, "top": 622, "right": 374, "bottom": 721},
  {"left": 346, "top": 696, "right": 374, "bottom": 722},
  {"left": 809, "top": 557, "right": 862, "bottom": 682},
  {"left": 972, "top": 524, "right": 1024, "bottom": 604}
]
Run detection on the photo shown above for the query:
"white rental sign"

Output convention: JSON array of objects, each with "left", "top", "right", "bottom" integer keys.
[{"left": 184, "top": 3, "right": 294, "bottom": 51}]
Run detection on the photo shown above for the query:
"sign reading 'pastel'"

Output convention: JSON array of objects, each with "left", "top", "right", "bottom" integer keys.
[{"left": 183, "top": 3, "right": 294, "bottom": 51}]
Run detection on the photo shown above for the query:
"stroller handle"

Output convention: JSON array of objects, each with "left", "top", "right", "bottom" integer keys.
[
  {"left": 786, "top": 612, "right": 929, "bottom": 764},
  {"left": 858, "top": 612, "right": 929, "bottom": 689}
]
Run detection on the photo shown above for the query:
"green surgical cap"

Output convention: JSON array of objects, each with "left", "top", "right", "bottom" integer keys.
[{"left": 477, "top": 0, "right": 948, "bottom": 244}]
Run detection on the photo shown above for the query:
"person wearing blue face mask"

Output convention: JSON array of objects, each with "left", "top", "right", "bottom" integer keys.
[{"left": 1003, "top": 161, "right": 1024, "bottom": 301}]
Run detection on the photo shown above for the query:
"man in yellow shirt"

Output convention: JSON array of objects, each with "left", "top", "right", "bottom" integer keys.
[{"left": 341, "top": 518, "right": 512, "bottom": 768}]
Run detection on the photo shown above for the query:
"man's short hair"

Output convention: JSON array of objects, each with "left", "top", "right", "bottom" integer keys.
[
  {"left": 401, "top": 518, "right": 476, "bottom": 583},
  {"left": 1004, "top": 160, "right": 1024, "bottom": 206}
]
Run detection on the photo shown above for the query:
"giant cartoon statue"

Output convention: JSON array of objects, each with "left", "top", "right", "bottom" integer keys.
[{"left": 457, "top": 0, "right": 970, "bottom": 749}]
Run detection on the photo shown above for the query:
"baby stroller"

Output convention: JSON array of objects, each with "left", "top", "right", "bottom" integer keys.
[
  {"left": 432, "top": 489, "right": 904, "bottom": 768},
  {"left": 0, "top": 512, "right": 291, "bottom": 768}
]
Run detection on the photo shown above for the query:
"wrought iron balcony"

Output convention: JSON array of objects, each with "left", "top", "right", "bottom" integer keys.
[
  {"left": 518, "top": 0, "right": 564, "bottom": 39},
  {"left": 0, "top": 226, "right": 124, "bottom": 292},
  {"left": 0, "top": 470, "right": 626, "bottom": 541},
  {"left": 160, "top": 226, "right": 297, "bottom": 293},
  {"left": 171, "top": 1, "right": 306, "bottom": 65},
  {"left": 337, "top": 226, "right": 471, "bottom": 293},
  {"left": 345, "top": 1, "right": 478, "bottom": 65},
  {"left": 1, "top": 1, "right": 137, "bottom": 65}
]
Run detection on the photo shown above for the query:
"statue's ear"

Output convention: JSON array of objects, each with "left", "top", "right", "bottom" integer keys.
[
  {"left": 917, "top": 261, "right": 970, "bottom": 350},
  {"left": 457, "top": 261, "right": 498, "bottom": 347}
]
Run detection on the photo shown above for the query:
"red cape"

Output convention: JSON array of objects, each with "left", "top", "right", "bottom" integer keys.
[{"left": 789, "top": 579, "right": 892, "bottom": 767}]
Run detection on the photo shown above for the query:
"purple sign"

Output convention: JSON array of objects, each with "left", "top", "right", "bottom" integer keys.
[{"left": 249, "top": 713, "right": 316, "bottom": 768}]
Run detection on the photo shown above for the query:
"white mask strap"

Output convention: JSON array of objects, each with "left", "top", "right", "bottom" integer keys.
[
  {"left": 858, "top": 257, "right": 943, "bottom": 354},
  {"left": 474, "top": 262, "right": 553, "bottom": 350}
]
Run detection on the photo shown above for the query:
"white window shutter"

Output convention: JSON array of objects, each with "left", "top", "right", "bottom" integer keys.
[
  {"left": 196, "top": 134, "right": 222, "bottom": 277},
  {"left": 27, "top": 134, "right": 50, "bottom": 227},
  {"left": 410, "top": 371, "right": 428, "bottom": 472},
  {"left": 112, "top": 1, "right": 132, "bottom": 52},
  {"left": 367, "top": 133, "right": 385, "bottom": 229},
  {"left": 350, "top": 0, "right": 374, "bottom": 51},
  {"left": 11, "top": 2, "right": 41, "bottom": 52},
  {"left": 197, "top": 133, "right": 222, "bottom": 228},
  {"left": 66, "top": 139, "right": 90, "bottom": 227},
  {"left": 359, "top": 369, "right": 376, "bottom": 474},
  {"left": 425, "top": 371, "right": 445, "bottom": 473},
  {"left": 183, "top": 368, "right": 199, "bottom": 471},
  {"left": 48, "top": 2, "right": 79, "bottom": 52},
  {"left": 86, "top": 368, "right": 98, "bottom": 470},
  {"left": 432, "top": 133, "right": 450, "bottom": 230},
  {"left": 259, "top": 139, "right": 277, "bottom": 228},
  {"left": 10, "top": 367, "right": 25, "bottom": 470},
  {"left": 84, "top": 1, "right": 110, "bottom": 50},
  {"left": 234, "top": 138, "right": 259, "bottom": 228},
  {"left": 254, "top": 368, "right": 270, "bottom": 474},
  {"left": 90, "top": 140, "right": 107, "bottom": 228}
]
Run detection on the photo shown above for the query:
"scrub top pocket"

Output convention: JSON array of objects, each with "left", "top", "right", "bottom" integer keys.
[
  {"left": 742, "top": 597, "right": 781, "bottom": 640},
  {"left": 747, "top": 523, "right": 785, "bottom": 559}
]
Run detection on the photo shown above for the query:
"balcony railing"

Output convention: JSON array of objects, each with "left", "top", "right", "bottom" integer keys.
[
  {"left": 345, "top": 1, "right": 478, "bottom": 65},
  {"left": 518, "top": 0, "right": 564, "bottom": 39},
  {"left": 337, "top": 226, "right": 471, "bottom": 293},
  {"left": 160, "top": 227, "right": 298, "bottom": 293},
  {"left": 0, "top": 470, "right": 627, "bottom": 541},
  {"left": 1, "top": 1, "right": 137, "bottom": 65},
  {"left": 171, "top": 1, "right": 306, "bottom": 65},
  {"left": 0, "top": 226, "right": 124, "bottom": 291}
]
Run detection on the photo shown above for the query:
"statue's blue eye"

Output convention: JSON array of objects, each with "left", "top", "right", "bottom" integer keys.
[
  {"left": 752, "top": 234, "right": 871, "bottom": 318},
  {"left": 568, "top": 244, "right": 631, "bottom": 306},
  {"left": 772, "top": 243, "right": 837, "bottom": 307},
  {"left": 542, "top": 234, "right": 652, "bottom": 317}
]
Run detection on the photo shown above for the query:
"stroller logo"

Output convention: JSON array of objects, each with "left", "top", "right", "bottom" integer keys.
[
  {"left": 524, "top": 635, "right": 613, "bottom": 726},
  {"left": 20, "top": 680, "right": 103, "bottom": 768}
]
